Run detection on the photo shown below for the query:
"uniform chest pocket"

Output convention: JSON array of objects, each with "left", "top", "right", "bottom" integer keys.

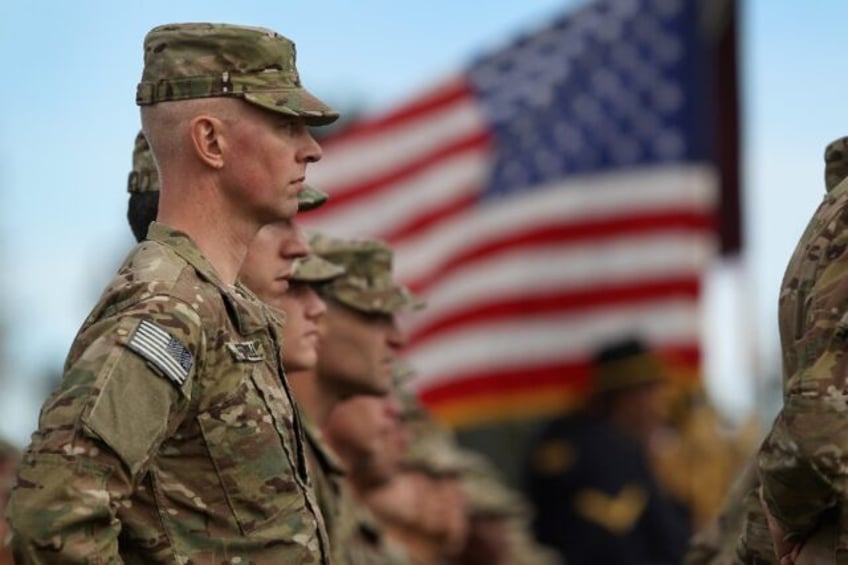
[{"left": 198, "top": 365, "right": 306, "bottom": 535}]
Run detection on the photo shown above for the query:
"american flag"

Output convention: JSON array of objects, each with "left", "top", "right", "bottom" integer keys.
[{"left": 303, "top": 0, "right": 734, "bottom": 429}]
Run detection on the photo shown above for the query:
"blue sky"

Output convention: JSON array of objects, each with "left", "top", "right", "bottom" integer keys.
[{"left": 0, "top": 0, "right": 842, "bottom": 442}]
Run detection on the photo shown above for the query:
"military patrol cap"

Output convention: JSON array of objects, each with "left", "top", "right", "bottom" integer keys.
[
  {"left": 127, "top": 130, "right": 329, "bottom": 210},
  {"left": 403, "top": 423, "right": 473, "bottom": 478},
  {"left": 461, "top": 454, "right": 529, "bottom": 518},
  {"left": 825, "top": 136, "right": 848, "bottom": 191},
  {"left": 127, "top": 131, "right": 160, "bottom": 194},
  {"left": 137, "top": 23, "right": 339, "bottom": 126},
  {"left": 290, "top": 254, "right": 345, "bottom": 283},
  {"left": 310, "top": 233, "right": 425, "bottom": 314},
  {"left": 591, "top": 337, "right": 665, "bottom": 396}
]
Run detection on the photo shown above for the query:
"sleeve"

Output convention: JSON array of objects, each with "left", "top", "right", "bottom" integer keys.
[
  {"left": 8, "top": 298, "right": 203, "bottom": 564},
  {"left": 758, "top": 393, "right": 843, "bottom": 536}
]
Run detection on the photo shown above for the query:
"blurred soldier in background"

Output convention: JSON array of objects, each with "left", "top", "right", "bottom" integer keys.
[
  {"left": 390, "top": 375, "right": 561, "bottom": 565},
  {"left": 307, "top": 234, "right": 422, "bottom": 563},
  {"left": 9, "top": 23, "right": 338, "bottom": 563},
  {"left": 366, "top": 402, "right": 471, "bottom": 563},
  {"left": 524, "top": 337, "right": 690, "bottom": 565},
  {"left": 324, "top": 393, "right": 412, "bottom": 564}
]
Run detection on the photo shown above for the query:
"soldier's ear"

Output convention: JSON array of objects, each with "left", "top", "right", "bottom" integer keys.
[{"left": 188, "top": 115, "right": 225, "bottom": 170}]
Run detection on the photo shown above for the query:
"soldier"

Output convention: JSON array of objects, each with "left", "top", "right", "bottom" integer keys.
[
  {"left": 392, "top": 384, "right": 561, "bottom": 565},
  {"left": 742, "top": 136, "right": 848, "bottom": 564},
  {"left": 323, "top": 393, "right": 411, "bottom": 564},
  {"left": 127, "top": 133, "right": 350, "bottom": 556},
  {"left": 524, "top": 337, "right": 690, "bottom": 565},
  {"left": 9, "top": 23, "right": 338, "bottom": 563},
  {"left": 686, "top": 138, "right": 848, "bottom": 565},
  {"left": 295, "top": 234, "right": 422, "bottom": 563}
]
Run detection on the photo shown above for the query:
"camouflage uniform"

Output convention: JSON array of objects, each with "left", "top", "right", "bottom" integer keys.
[
  {"left": 740, "top": 136, "right": 848, "bottom": 564},
  {"left": 9, "top": 23, "right": 338, "bottom": 564},
  {"left": 684, "top": 459, "right": 761, "bottom": 565},
  {"left": 692, "top": 138, "right": 848, "bottom": 565},
  {"left": 309, "top": 234, "right": 421, "bottom": 565},
  {"left": 340, "top": 495, "right": 409, "bottom": 565}
]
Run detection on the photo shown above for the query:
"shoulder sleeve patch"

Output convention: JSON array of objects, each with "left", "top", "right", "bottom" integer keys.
[{"left": 126, "top": 319, "right": 193, "bottom": 386}]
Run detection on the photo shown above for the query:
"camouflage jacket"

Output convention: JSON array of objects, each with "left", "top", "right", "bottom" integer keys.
[
  {"left": 758, "top": 137, "right": 848, "bottom": 556},
  {"left": 682, "top": 459, "right": 774, "bottom": 565},
  {"left": 304, "top": 418, "right": 346, "bottom": 563},
  {"left": 341, "top": 498, "right": 409, "bottom": 565},
  {"left": 8, "top": 223, "right": 330, "bottom": 564}
]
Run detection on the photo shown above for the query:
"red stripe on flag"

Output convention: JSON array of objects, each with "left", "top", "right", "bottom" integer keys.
[
  {"left": 407, "top": 210, "right": 715, "bottom": 294},
  {"left": 305, "top": 130, "right": 491, "bottom": 217},
  {"left": 383, "top": 190, "right": 479, "bottom": 244},
  {"left": 407, "top": 277, "right": 702, "bottom": 347},
  {"left": 319, "top": 78, "right": 473, "bottom": 147},
  {"left": 417, "top": 344, "right": 701, "bottom": 407}
]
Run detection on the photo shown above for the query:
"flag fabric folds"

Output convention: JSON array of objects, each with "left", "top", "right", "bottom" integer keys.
[{"left": 302, "top": 0, "right": 732, "bottom": 429}]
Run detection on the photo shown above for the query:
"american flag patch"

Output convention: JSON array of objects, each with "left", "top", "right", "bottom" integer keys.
[{"left": 127, "top": 319, "right": 193, "bottom": 386}]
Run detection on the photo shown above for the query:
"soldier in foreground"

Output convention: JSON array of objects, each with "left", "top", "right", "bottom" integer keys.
[
  {"left": 9, "top": 23, "right": 337, "bottom": 563},
  {"left": 743, "top": 136, "right": 848, "bottom": 564},
  {"left": 684, "top": 140, "right": 848, "bottom": 565}
]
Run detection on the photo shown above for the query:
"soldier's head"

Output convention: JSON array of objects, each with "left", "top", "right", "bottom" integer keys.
[
  {"left": 323, "top": 393, "right": 407, "bottom": 489},
  {"left": 587, "top": 336, "right": 666, "bottom": 447},
  {"left": 310, "top": 234, "right": 423, "bottom": 397},
  {"left": 127, "top": 131, "right": 161, "bottom": 242},
  {"left": 136, "top": 23, "right": 337, "bottom": 223},
  {"left": 273, "top": 254, "right": 344, "bottom": 371}
]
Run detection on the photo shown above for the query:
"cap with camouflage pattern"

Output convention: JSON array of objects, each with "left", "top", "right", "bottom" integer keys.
[
  {"left": 127, "top": 130, "right": 329, "bottom": 211},
  {"left": 290, "top": 254, "right": 345, "bottom": 283},
  {"left": 825, "top": 136, "right": 848, "bottom": 192},
  {"left": 128, "top": 131, "right": 160, "bottom": 194},
  {"left": 137, "top": 23, "right": 338, "bottom": 126},
  {"left": 403, "top": 422, "right": 474, "bottom": 479},
  {"left": 310, "top": 233, "right": 425, "bottom": 314}
]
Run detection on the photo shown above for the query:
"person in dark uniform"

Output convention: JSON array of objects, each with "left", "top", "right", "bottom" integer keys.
[{"left": 524, "top": 337, "right": 690, "bottom": 565}]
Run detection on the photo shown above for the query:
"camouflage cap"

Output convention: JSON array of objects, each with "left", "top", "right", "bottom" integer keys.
[
  {"left": 137, "top": 23, "right": 338, "bottom": 126},
  {"left": 127, "top": 131, "right": 160, "bottom": 194},
  {"left": 461, "top": 454, "right": 530, "bottom": 519},
  {"left": 297, "top": 185, "right": 328, "bottom": 212},
  {"left": 310, "top": 233, "right": 425, "bottom": 315},
  {"left": 825, "top": 136, "right": 848, "bottom": 192},
  {"left": 127, "top": 129, "right": 329, "bottom": 210},
  {"left": 289, "top": 254, "right": 345, "bottom": 283},
  {"left": 403, "top": 422, "right": 474, "bottom": 479}
]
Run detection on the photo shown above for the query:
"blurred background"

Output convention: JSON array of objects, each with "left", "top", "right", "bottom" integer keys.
[{"left": 0, "top": 0, "right": 842, "bottom": 530}]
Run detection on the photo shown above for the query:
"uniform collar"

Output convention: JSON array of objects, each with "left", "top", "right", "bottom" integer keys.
[
  {"left": 147, "top": 222, "right": 269, "bottom": 336},
  {"left": 303, "top": 417, "right": 347, "bottom": 477}
]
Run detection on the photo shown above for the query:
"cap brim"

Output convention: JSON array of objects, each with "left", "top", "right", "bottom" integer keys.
[
  {"left": 290, "top": 255, "right": 345, "bottom": 283},
  {"left": 244, "top": 87, "right": 339, "bottom": 126},
  {"left": 297, "top": 184, "right": 328, "bottom": 212}
]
